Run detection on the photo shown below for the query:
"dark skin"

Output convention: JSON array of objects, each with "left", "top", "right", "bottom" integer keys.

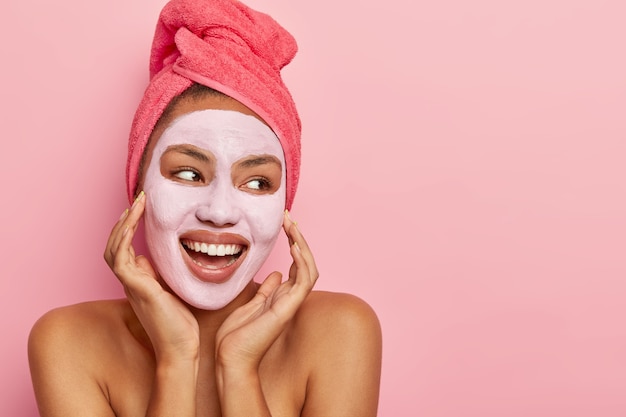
[{"left": 28, "top": 94, "right": 383, "bottom": 417}]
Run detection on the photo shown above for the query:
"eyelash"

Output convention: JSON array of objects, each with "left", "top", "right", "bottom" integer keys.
[
  {"left": 172, "top": 167, "right": 202, "bottom": 182},
  {"left": 246, "top": 177, "right": 273, "bottom": 191},
  {"left": 170, "top": 169, "right": 273, "bottom": 192}
]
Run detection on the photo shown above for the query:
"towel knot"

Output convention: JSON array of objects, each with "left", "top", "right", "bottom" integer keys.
[
  {"left": 151, "top": 0, "right": 297, "bottom": 77},
  {"left": 126, "top": 0, "right": 302, "bottom": 209}
]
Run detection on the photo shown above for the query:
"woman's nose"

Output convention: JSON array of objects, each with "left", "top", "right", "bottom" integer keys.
[{"left": 195, "top": 181, "right": 241, "bottom": 227}]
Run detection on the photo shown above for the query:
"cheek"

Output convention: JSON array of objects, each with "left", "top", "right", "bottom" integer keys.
[
  {"left": 243, "top": 191, "right": 286, "bottom": 243},
  {"left": 145, "top": 181, "right": 198, "bottom": 231}
]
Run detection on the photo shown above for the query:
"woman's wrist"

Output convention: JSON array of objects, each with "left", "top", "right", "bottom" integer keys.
[
  {"left": 154, "top": 339, "right": 200, "bottom": 363},
  {"left": 215, "top": 359, "right": 259, "bottom": 393},
  {"left": 155, "top": 348, "right": 200, "bottom": 374}
]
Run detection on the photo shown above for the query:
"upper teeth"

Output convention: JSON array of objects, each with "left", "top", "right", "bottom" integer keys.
[{"left": 182, "top": 240, "right": 243, "bottom": 256}]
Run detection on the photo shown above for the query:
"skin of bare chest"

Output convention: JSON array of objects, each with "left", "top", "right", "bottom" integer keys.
[{"left": 104, "top": 309, "right": 307, "bottom": 417}]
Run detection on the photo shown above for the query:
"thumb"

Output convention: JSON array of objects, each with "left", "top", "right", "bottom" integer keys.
[
  {"left": 256, "top": 272, "right": 283, "bottom": 301},
  {"left": 136, "top": 255, "right": 158, "bottom": 280}
]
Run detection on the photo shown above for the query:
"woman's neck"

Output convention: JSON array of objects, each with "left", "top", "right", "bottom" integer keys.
[{"left": 189, "top": 279, "right": 259, "bottom": 342}]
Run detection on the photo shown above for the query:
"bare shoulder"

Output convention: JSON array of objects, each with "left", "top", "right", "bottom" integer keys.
[
  {"left": 297, "top": 290, "right": 381, "bottom": 334},
  {"left": 290, "top": 291, "right": 382, "bottom": 416},
  {"left": 29, "top": 300, "right": 128, "bottom": 347},
  {"left": 290, "top": 290, "right": 382, "bottom": 363},
  {"left": 28, "top": 299, "right": 132, "bottom": 373},
  {"left": 28, "top": 299, "right": 137, "bottom": 416}
]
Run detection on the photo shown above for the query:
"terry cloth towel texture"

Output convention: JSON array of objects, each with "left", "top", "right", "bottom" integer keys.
[{"left": 126, "top": 0, "right": 301, "bottom": 209}]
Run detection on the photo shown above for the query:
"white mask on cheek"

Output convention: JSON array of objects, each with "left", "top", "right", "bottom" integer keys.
[{"left": 142, "top": 110, "right": 286, "bottom": 310}]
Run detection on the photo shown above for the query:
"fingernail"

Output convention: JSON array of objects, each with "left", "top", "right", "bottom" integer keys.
[
  {"left": 119, "top": 208, "right": 129, "bottom": 220},
  {"left": 293, "top": 241, "right": 301, "bottom": 252},
  {"left": 284, "top": 209, "right": 298, "bottom": 227},
  {"left": 132, "top": 190, "right": 145, "bottom": 208}
]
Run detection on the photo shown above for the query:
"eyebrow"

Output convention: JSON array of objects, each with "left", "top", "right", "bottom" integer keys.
[
  {"left": 237, "top": 155, "right": 282, "bottom": 169},
  {"left": 163, "top": 144, "right": 210, "bottom": 162}
]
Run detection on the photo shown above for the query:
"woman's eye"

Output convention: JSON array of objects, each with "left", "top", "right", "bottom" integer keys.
[
  {"left": 245, "top": 178, "right": 271, "bottom": 191},
  {"left": 174, "top": 169, "right": 200, "bottom": 182}
]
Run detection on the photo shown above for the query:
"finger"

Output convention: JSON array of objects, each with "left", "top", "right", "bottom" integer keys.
[
  {"left": 283, "top": 222, "right": 310, "bottom": 282},
  {"left": 288, "top": 237, "right": 311, "bottom": 288},
  {"left": 136, "top": 255, "right": 157, "bottom": 280},
  {"left": 288, "top": 260, "right": 297, "bottom": 282},
  {"left": 106, "top": 222, "right": 135, "bottom": 269},
  {"left": 128, "top": 255, "right": 162, "bottom": 300},
  {"left": 283, "top": 210, "right": 296, "bottom": 246},
  {"left": 258, "top": 271, "right": 304, "bottom": 326},
  {"left": 284, "top": 211, "right": 312, "bottom": 262},
  {"left": 284, "top": 215, "right": 319, "bottom": 287},
  {"left": 117, "top": 191, "right": 146, "bottom": 248},
  {"left": 112, "top": 229, "right": 157, "bottom": 293},
  {"left": 218, "top": 273, "right": 283, "bottom": 334},
  {"left": 106, "top": 192, "right": 146, "bottom": 262},
  {"left": 281, "top": 234, "right": 317, "bottom": 310},
  {"left": 108, "top": 195, "right": 145, "bottom": 281},
  {"left": 258, "top": 271, "right": 282, "bottom": 299},
  {"left": 110, "top": 224, "right": 138, "bottom": 281},
  {"left": 107, "top": 191, "right": 144, "bottom": 249},
  {"left": 126, "top": 191, "right": 146, "bottom": 233},
  {"left": 104, "top": 208, "right": 129, "bottom": 263}
]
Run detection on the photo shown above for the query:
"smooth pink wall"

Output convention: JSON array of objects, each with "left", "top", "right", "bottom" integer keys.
[{"left": 2, "top": 0, "right": 625, "bottom": 415}]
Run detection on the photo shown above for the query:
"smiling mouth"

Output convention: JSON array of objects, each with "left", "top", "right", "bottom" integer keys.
[{"left": 181, "top": 239, "right": 245, "bottom": 270}]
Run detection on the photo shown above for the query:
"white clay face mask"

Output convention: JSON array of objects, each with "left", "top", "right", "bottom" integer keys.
[{"left": 142, "top": 109, "right": 286, "bottom": 310}]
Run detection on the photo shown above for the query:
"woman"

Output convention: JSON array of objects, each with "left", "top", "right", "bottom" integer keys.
[{"left": 28, "top": 0, "right": 382, "bottom": 416}]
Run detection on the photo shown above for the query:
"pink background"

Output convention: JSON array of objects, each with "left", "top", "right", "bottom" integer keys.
[{"left": 2, "top": 0, "right": 625, "bottom": 415}]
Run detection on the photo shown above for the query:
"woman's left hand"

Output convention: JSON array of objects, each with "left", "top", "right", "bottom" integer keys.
[{"left": 215, "top": 211, "right": 319, "bottom": 371}]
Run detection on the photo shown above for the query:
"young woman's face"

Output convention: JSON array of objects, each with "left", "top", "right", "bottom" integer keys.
[{"left": 140, "top": 96, "right": 286, "bottom": 310}]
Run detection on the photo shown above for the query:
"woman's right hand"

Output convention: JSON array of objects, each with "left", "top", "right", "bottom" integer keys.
[{"left": 104, "top": 191, "right": 200, "bottom": 362}]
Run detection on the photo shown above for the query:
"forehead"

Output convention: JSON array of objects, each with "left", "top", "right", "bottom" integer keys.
[
  {"left": 155, "top": 109, "right": 284, "bottom": 160},
  {"left": 150, "top": 93, "right": 268, "bottom": 150},
  {"left": 143, "top": 94, "right": 280, "bottom": 172}
]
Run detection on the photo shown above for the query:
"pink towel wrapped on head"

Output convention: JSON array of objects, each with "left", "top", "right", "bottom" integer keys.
[{"left": 126, "top": 0, "right": 301, "bottom": 209}]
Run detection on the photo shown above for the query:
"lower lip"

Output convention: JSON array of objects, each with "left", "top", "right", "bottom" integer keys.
[{"left": 179, "top": 244, "right": 247, "bottom": 284}]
